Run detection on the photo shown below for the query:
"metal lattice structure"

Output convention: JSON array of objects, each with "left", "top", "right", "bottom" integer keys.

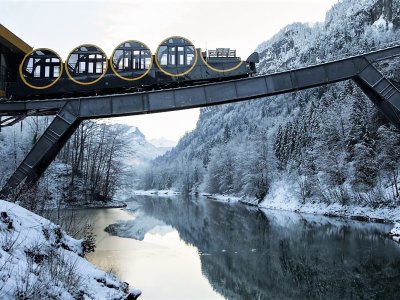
[{"left": 1, "top": 45, "right": 400, "bottom": 196}]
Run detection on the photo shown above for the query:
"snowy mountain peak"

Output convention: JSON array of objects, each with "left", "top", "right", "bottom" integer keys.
[
  {"left": 111, "top": 124, "right": 172, "bottom": 167},
  {"left": 126, "top": 126, "right": 145, "bottom": 139},
  {"left": 149, "top": 138, "right": 177, "bottom": 148},
  {"left": 109, "top": 123, "right": 145, "bottom": 140}
]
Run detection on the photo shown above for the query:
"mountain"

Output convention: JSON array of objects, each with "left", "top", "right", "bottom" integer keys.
[
  {"left": 138, "top": 0, "right": 400, "bottom": 208},
  {"left": 149, "top": 137, "right": 177, "bottom": 149},
  {"left": 111, "top": 124, "right": 171, "bottom": 167}
]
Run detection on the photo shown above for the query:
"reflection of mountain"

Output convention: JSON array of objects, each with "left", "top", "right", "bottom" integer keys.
[
  {"left": 105, "top": 211, "right": 165, "bottom": 241},
  {"left": 115, "top": 197, "right": 400, "bottom": 299}
]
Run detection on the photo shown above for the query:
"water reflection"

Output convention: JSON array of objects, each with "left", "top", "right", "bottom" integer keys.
[{"left": 106, "top": 196, "right": 400, "bottom": 299}]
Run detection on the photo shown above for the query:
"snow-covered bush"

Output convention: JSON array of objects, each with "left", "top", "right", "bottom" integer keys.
[{"left": 390, "top": 222, "right": 400, "bottom": 242}]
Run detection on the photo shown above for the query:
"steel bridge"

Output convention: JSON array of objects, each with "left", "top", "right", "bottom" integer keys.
[{"left": 1, "top": 45, "right": 400, "bottom": 197}]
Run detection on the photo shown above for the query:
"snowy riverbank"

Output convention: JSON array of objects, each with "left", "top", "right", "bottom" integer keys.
[
  {"left": 0, "top": 200, "right": 140, "bottom": 299},
  {"left": 211, "top": 193, "right": 400, "bottom": 224},
  {"left": 261, "top": 182, "right": 400, "bottom": 224},
  {"left": 130, "top": 188, "right": 400, "bottom": 223}
]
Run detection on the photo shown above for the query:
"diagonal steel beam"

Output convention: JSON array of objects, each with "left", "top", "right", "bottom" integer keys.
[
  {"left": 0, "top": 101, "right": 81, "bottom": 197},
  {"left": 354, "top": 57, "right": 400, "bottom": 131}
]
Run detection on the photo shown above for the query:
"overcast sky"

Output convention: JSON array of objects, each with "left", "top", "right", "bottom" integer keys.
[{"left": 0, "top": 0, "right": 338, "bottom": 142}]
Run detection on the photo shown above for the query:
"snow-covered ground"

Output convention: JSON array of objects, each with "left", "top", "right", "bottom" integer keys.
[
  {"left": 390, "top": 223, "right": 400, "bottom": 243},
  {"left": 0, "top": 200, "right": 141, "bottom": 299},
  {"left": 260, "top": 181, "right": 400, "bottom": 223}
]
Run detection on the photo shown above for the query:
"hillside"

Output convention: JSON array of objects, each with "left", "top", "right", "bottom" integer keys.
[
  {"left": 138, "top": 0, "right": 400, "bottom": 213},
  {"left": 0, "top": 200, "right": 140, "bottom": 299}
]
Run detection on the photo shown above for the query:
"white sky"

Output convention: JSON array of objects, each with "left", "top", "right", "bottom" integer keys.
[{"left": 0, "top": 0, "right": 338, "bottom": 142}]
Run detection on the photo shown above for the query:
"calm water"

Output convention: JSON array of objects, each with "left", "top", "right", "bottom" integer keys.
[{"left": 76, "top": 196, "right": 400, "bottom": 299}]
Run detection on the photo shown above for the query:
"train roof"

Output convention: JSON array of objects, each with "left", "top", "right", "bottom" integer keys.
[{"left": 0, "top": 24, "right": 32, "bottom": 54}]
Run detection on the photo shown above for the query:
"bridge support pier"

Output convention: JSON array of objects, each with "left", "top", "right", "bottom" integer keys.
[{"left": 0, "top": 101, "right": 81, "bottom": 198}]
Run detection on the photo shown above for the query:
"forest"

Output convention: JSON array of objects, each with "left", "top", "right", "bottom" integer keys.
[
  {"left": 0, "top": 119, "right": 130, "bottom": 209},
  {"left": 137, "top": 0, "right": 400, "bottom": 208}
]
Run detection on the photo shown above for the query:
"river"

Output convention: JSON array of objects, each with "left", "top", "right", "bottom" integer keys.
[{"left": 73, "top": 195, "right": 400, "bottom": 299}]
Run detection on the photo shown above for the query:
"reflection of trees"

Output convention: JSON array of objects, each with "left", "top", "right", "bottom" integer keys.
[{"left": 127, "top": 196, "right": 400, "bottom": 299}]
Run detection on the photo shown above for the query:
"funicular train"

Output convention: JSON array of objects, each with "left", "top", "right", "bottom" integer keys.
[{"left": 4, "top": 36, "right": 259, "bottom": 100}]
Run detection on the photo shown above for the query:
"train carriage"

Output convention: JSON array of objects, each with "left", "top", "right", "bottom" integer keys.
[{"left": 7, "top": 36, "right": 259, "bottom": 100}]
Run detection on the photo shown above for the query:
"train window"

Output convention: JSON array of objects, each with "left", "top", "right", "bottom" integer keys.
[
  {"left": 187, "top": 54, "right": 194, "bottom": 65},
  {"left": 178, "top": 46, "right": 184, "bottom": 66},
  {"left": 20, "top": 48, "right": 63, "bottom": 89},
  {"left": 169, "top": 46, "right": 177, "bottom": 65},
  {"left": 159, "top": 45, "right": 195, "bottom": 67},
  {"left": 27, "top": 55, "right": 61, "bottom": 79},
  {"left": 89, "top": 63, "right": 94, "bottom": 73},
  {"left": 158, "top": 46, "right": 168, "bottom": 66},
  {"left": 79, "top": 62, "right": 86, "bottom": 73},
  {"left": 124, "top": 57, "right": 129, "bottom": 69},
  {"left": 34, "top": 65, "right": 41, "bottom": 78},
  {"left": 133, "top": 50, "right": 140, "bottom": 69},
  {"left": 54, "top": 66, "right": 60, "bottom": 77},
  {"left": 111, "top": 40, "right": 153, "bottom": 80},
  {"left": 186, "top": 46, "right": 195, "bottom": 65},
  {"left": 96, "top": 62, "right": 103, "bottom": 73},
  {"left": 156, "top": 36, "right": 197, "bottom": 76},
  {"left": 68, "top": 47, "right": 106, "bottom": 75},
  {"left": 145, "top": 57, "right": 151, "bottom": 67},
  {"left": 66, "top": 45, "right": 107, "bottom": 84},
  {"left": 113, "top": 46, "right": 151, "bottom": 70}
]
